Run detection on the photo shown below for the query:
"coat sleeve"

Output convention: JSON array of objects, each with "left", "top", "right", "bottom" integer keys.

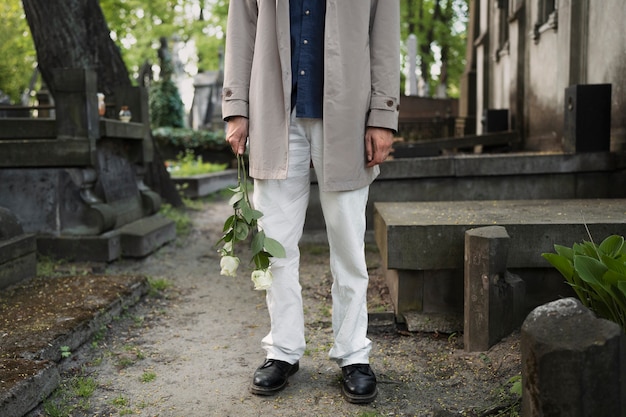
[
  {"left": 222, "top": 0, "right": 258, "bottom": 120},
  {"left": 367, "top": 0, "right": 400, "bottom": 132}
]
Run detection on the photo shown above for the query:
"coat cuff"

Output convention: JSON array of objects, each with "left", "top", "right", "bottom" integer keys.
[
  {"left": 222, "top": 86, "right": 249, "bottom": 120},
  {"left": 367, "top": 95, "right": 399, "bottom": 132}
]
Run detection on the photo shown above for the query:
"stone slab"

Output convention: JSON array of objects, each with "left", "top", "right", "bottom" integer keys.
[
  {"left": 119, "top": 214, "right": 177, "bottom": 258},
  {"left": 37, "top": 232, "right": 122, "bottom": 263},
  {"left": 0, "top": 360, "right": 60, "bottom": 417},
  {"left": 37, "top": 214, "right": 176, "bottom": 261},
  {"left": 374, "top": 199, "right": 626, "bottom": 271},
  {"left": 172, "top": 169, "right": 238, "bottom": 198},
  {"left": 0, "top": 274, "right": 149, "bottom": 417},
  {"left": 305, "top": 151, "right": 626, "bottom": 231}
]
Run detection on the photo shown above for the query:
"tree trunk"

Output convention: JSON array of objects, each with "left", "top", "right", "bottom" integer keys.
[
  {"left": 22, "top": 0, "right": 183, "bottom": 207},
  {"left": 22, "top": 0, "right": 130, "bottom": 96}
]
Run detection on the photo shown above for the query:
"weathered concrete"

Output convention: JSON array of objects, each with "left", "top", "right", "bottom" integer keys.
[
  {"left": 171, "top": 169, "right": 238, "bottom": 198},
  {"left": 0, "top": 68, "right": 174, "bottom": 263},
  {"left": 374, "top": 198, "right": 626, "bottom": 325},
  {"left": 0, "top": 361, "right": 60, "bottom": 417},
  {"left": 0, "top": 207, "right": 36, "bottom": 290},
  {"left": 36, "top": 214, "right": 175, "bottom": 262},
  {"left": 375, "top": 199, "right": 626, "bottom": 271},
  {"left": 463, "top": 226, "right": 526, "bottom": 352},
  {"left": 521, "top": 298, "right": 626, "bottom": 417},
  {"left": 305, "top": 151, "right": 626, "bottom": 231}
]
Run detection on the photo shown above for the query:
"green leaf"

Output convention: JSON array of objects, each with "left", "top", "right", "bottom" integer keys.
[
  {"left": 618, "top": 281, "right": 626, "bottom": 299},
  {"left": 228, "top": 191, "right": 244, "bottom": 207},
  {"left": 574, "top": 255, "right": 607, "bottom": 286},
  {"left": 554, "top": 244, "right": 574, "bottom": 261},
  {"left": 253, "top": 252, "right": 271, "bottom": 270},
  {"left": 600, "top": 235, "right": 624, "bottom": 257},
  {"left": 241, "top": 204, "right": 255, "bottom": 224},
  {"left": 251, "top": 230, "right": 265, "bottom": 256},
  {"left": 234, "top": 222, "right": 249, "bottom": 241},
  {"left": 251, "top": 209, "right": 264, "bottom": 221},
  {"left": 264, "top": 237, "right": 286, "bottom": 258},
  {"left": 601, "top": 255, "right": 626, "bottom": 276},
  {"left": 542, "top": 253, "right": 574, "bottom": 280},
  {"left": 223, "top": 215, "right": 236, "bottom": 232}
]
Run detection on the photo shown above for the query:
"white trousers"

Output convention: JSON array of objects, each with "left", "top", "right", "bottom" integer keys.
[{"left": 253, "top": 113, "right": 372, "bottom": 368}]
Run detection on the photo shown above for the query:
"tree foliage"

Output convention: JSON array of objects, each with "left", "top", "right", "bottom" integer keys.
[
  {"left": 99, "top": 0, "right": 228, "bottom": 79},
  {"left": 0, "top": 1, "right": 36, "bottom": 103},
  {"left": 401, "top": 0, "right": 468, "bottom": 98},
  {"left": 0, "top": 0, "right": 468, "bottom": 102}
]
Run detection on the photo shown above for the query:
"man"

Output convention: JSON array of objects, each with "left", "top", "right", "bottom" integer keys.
[{"left": 222, "top": 0, "right": 399, "bottom": 404}]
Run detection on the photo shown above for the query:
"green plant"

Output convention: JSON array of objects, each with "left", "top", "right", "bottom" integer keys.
[
  {"left": 217, "top": 154, "right": 286, "bottom": 290},
  {"left": 141, "top": 371, "right": 157, "bottom": 383},
  {"left": 73, "top": 376, "right": 97, "bottom": 398},
  {"left": 112, "top": 396, "right": 129, "bottom": 407},
  {"left": 159, "top": 203, "right": 192, "bottom": 237},
  {"left": 166, "top": 149, "right": 228, "bottom": 177},
  {"left": 60, "top": 345, "right": 71, "bottom": 358},
  {"left": 542, "top": 234, "right": 626, "bottom": 331},
  {"left": 153, "top": 126, "right": 227, "bottom": 150},
  {"left": 148, "top": 277, "right": 172, "bottom": 294}
]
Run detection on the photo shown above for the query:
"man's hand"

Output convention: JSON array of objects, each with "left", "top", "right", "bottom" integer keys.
[
  {"left": 365, "top": 127, "right": 394, "bottom": 168},
  {"left": 225, "top": 116, "right": 249, "bottom": 155}
]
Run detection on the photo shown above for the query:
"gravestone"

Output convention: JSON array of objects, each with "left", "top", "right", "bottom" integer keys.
[
  {"left": 0, "top": 206, "right": 36, "bottom": 289},
  {"left": 0, "top": 68, "right": 174, "bottom": 262},
  {"left": 521, "top": 298, "right": 625, "bottom": 417},
  {"left": 463, "top": 226, "right": 525, "bottom": 352}
]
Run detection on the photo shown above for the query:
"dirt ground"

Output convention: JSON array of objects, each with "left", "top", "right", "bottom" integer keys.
[{"left": 25, "top": 196, "right": 522, "bottom": 417}]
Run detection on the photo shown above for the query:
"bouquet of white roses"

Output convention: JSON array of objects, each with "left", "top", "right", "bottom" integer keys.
[{"left": 217, "top": 154, "right": 285, "bottom": 290}]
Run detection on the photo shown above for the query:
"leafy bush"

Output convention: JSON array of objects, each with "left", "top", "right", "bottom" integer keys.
[
  {"left": 542, "top": 234, "right": 626, "bottom": 332},
  {"left": 153, "top": 126, "right": 227, "bottom": 150},
  {"left": 149, "top": 79, "right": 185, "bottom": 128},
  {"left": 166, "top": 149, "right": 228, "bottom": 177}
]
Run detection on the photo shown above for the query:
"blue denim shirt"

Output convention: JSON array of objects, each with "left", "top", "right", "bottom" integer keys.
[{"left": 290, "top": 0, "right": 326, "bottom": 119}]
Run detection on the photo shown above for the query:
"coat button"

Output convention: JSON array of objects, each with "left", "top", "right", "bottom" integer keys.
[
  {"left": 386, "top": 100, "right": 394, "bottom": 107},
  {"left": 224, "top": 89, "right": 233, "bottom": 98}
]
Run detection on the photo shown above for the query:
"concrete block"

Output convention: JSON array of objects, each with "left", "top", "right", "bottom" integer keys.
[
  {"left": 172, "top": 169, "right": 238, "bottom": 198},
  {"left": 464, "top": 226, "right": 526, "bottom": 351},
  {"left": 521, "top": 298, "right": 625, "bottom": 417},
  {"left": 119, "top": 214, "right": 176, "bottom": 258},
  {"left": 374, "top": 199, "right": 626, "bottom": 271},
  {"left": 0, "top": 360, "right": 60, "bottom": 417},
  {"left": 0, "top": 207, "right": 36, "bottom": 289}
]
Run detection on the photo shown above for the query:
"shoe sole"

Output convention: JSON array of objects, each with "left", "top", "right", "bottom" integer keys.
[
  {"left": 250, "top": 363, "right": 299, "bottom": 396},
  {"left": 341, "top": 386, "right": 378, "bottom": 404}
]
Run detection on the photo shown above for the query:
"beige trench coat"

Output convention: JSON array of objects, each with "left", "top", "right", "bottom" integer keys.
[{"left": 222, "top": 0, "right": 400, "bottom": 192}]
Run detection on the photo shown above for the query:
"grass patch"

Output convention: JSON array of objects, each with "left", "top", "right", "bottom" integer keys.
[
  {"left": 159, "top": 203, "right": 192, "bottom": 238},
  {"left": 43, "top": 374, "right": 98, "bottom": 416},
  {"left": 147, "top": 277, "right": 172, "bottom": 297},
  {"left": 141, "top": 370, "right": 157, "bottom": 383},
  {"left": 166, "top": 149, "right": 228, "bottom": 177}
]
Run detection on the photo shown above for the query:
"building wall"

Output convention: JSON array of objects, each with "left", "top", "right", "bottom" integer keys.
[{"left": 473, "top": 0, "right": 626, "bottom": 151}]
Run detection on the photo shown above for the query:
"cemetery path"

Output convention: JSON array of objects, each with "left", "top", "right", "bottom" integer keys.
[{"left": 25, "top": 197, "right": 521, "bottom": 417}]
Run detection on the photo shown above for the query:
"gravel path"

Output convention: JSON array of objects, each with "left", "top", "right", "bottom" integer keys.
[{"left": 27, "top": 197, "right": 521, "bottom": 417}]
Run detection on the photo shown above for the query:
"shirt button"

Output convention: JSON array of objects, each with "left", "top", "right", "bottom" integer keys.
[
  {"left": 303, "top": 39, "right": 309, "bottom": 45},
  {"left": 300, "top": 70, "right": 306, "bottom": 76},
  {"left": 305, "top": 10, "right": 310, "bottom": 15}
]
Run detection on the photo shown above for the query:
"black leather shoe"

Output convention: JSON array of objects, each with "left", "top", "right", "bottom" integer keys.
[
  {"left": 250, "top": 359, "right": 299, "bottom": 395},
  {"left": 341, "top": 364, "right": 378, "bottom": 404}
]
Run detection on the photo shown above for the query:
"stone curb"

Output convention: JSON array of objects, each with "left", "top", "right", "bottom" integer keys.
[{"left": 0, "top": 276, "right": 150, "bottom": 417}]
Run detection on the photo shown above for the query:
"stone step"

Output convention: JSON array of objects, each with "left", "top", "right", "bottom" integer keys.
[
  {"left": 373, "top": 198, "right": 626, "bottom": 329},
  {"left": 37, "top": 214, "right": 176, "bottom": 262},
  {"left": 374, "top": 198, "right": 626, "bottom": 271},
  {"left": 171, "top": 169, "right": 238, "bottom": 199}
]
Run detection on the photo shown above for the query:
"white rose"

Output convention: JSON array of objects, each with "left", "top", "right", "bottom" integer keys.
[
  {"left": 220, "top": 255, "right": 240, "bottom": 277},
  {"left": 251, "top": 269, "right": 273, "bottom": 291}
]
